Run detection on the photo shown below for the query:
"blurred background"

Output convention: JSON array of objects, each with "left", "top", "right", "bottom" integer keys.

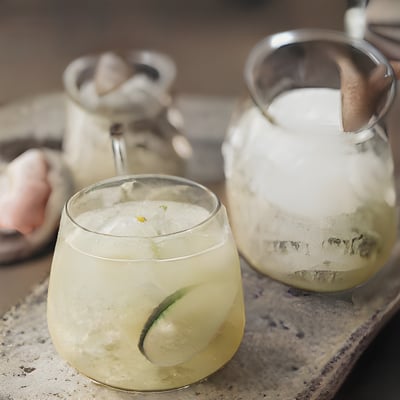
[
  {"left": 2, "top": 1, "right": 400, "bottom": 399},
  {"left": 0, "top": 0, "right": 347, "bottom": 103}
]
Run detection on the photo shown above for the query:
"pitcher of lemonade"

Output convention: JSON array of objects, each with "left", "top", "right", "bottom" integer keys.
[{"left": 223, "top": 29, "right": 398, "bottom": 292}]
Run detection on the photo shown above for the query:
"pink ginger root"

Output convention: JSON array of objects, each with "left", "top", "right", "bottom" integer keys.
[{"left": 0, "top": 149, "right": 51, "bottom": 234}]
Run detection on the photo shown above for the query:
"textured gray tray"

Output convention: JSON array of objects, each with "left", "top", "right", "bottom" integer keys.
[{"left": 1, "top": 94, "right": 400, "bottom": 400}]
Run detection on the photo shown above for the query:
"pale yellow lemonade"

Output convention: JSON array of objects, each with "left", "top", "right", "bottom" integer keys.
[
  {"left": 223, "top": 88, "right": 397, "bottom": 292},
  {"left": 47, "top": 188, "right": 245, "bottom": 392}
]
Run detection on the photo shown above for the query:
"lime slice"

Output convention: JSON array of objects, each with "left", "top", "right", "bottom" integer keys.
[{"left": 138, "top": 281, "right": 237, "bottom": 367}]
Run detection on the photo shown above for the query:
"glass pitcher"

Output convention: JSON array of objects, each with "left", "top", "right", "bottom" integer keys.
[
  {"left": 222, "top": 29, "right": 398, "bottom": 292},
  {"left": 63, "top": 50, "right": 192, "bottom": 191}
]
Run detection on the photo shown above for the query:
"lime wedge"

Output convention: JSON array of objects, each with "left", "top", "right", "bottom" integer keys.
[{"left": 138, "top": 282, "right": 236, "bottom": 367}]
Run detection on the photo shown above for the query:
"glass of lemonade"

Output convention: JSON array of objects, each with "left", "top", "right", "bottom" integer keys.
[{"left": 47, "top": 175, "right": 245, "bottom": 392}]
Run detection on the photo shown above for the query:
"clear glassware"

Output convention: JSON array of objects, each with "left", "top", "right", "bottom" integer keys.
[
  {"left": 222, "top": 29, "right": 398, "bottom": 293},
  {"left": 63, "top": 51, "right": 192, "bottom": 191},
  {"left": 47, "top": 175, "right": 245, "bottom": 392}
]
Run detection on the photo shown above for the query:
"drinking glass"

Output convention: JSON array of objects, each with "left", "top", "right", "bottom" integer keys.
[
  {"left": 223, "top": 29, "right": 397, "bottom": 292},
  {"left": 47, "top": 175, "right": 245, "bottom": 392}
]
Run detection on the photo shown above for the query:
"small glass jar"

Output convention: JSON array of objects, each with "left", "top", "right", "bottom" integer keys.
[
  {"left": 63, "top": 51, "right": 191, "bottom": 190},
  {"left": 223, "top": 29, "right": 398, "bottom": 292}
]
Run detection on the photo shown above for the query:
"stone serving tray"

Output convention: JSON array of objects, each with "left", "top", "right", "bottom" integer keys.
[{"left": 1, "top": 93, "right": 400, "bottom": 400}]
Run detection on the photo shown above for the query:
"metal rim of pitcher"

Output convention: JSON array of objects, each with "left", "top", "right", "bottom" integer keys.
[{"left": 244, "top": 28, "right": 397, "bottom": 133}]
